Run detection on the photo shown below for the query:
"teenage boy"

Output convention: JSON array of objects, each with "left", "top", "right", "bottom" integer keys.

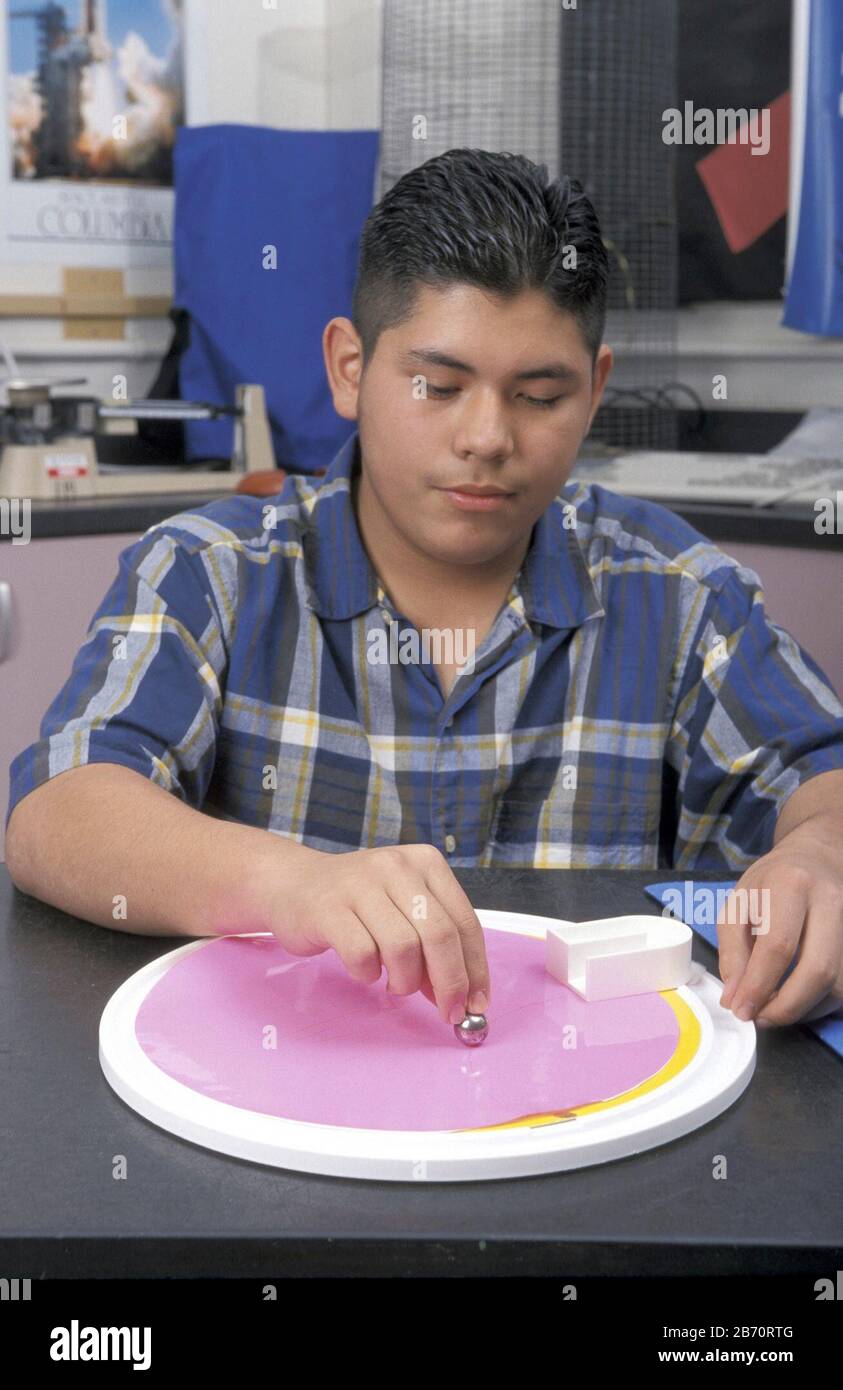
[{"left": 7, "top": 149, "right": 843, "bottom": 1030}]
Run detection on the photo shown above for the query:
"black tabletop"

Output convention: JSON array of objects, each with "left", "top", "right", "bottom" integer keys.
[{"left": 2, "top": 864, "right": 841, "bottom": 1279}]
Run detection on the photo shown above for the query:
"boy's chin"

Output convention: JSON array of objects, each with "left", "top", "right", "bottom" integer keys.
[{"left": 422, "top": 541, "right": 509, "bottom": 568}]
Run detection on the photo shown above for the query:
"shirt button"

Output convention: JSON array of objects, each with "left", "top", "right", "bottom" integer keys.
[{"left": 444, "top": 834, "right": 456, "bottom": 853}]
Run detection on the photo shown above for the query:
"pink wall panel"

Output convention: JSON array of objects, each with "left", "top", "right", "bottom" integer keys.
[
  {"left": 1, "top": 533, "right": 144, "bottom": 861},
  {"left": 715, "top": 541, "right": 843, "bottom": 699}
]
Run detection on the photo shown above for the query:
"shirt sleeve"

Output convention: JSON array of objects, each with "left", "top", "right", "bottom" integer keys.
[
  {"left": 665, "top": 561, "right": 843, "bottom": 871},
  {"left": 5, "top": 527, "right": 227, "bottom": 833}
]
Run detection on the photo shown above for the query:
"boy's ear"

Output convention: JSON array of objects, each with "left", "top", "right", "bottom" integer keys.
[
  {"left": 586, "top": 344, "right": 613, "bottom": 433},
  {"left": 322, "top": 316, "right": 363, "bottom": 422}
]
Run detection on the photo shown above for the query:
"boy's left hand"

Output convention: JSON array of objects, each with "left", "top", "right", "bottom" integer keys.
[{"left": 717, "top": 817, "right": 843, "bottom": 1027}]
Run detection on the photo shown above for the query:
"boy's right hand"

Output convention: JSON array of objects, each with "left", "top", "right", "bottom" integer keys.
[{"left": 263, "top": 842, "right": 491, "bottom": 1026}]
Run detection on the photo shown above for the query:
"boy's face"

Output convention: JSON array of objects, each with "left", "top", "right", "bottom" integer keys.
[{"left": 324, "top": 282, "right": 613, "bottom": 574}]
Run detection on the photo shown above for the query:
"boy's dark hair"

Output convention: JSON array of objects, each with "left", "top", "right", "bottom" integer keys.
[{"left": 352, "top": 147, "right": 609, "bottom": 369}]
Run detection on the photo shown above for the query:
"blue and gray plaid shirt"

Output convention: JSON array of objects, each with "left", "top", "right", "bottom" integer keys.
[{"left": 8, "top": 430, "right": 843, "bottom": 870}]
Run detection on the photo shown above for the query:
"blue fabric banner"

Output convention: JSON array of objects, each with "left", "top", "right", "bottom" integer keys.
[{"left": 173, "top": 125, "right": 379, "bottom": 472}]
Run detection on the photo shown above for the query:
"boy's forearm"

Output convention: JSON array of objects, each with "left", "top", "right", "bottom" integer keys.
[{"left": 4, "top": 763, "right": 315, "bottom": 938}]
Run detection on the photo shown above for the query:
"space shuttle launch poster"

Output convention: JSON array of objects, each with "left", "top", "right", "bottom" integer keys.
[{"left": 0, "top": 0, "right": 190, "bottom": 266}]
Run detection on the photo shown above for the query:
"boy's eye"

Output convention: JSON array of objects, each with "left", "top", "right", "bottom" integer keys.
[{"left": 426, "top": 384, "right": 563, "bottom": 409}]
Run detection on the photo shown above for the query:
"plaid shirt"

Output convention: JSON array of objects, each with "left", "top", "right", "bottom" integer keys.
[{"left": 8, "top": 429, "right": 843, "bottom": 870}]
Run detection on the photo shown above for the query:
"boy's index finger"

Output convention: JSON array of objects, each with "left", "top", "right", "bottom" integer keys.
[
  {"left": 728, "top": 878, "right": 806, "bottom": 1018},
  {"left": 412, "top": 893, "right": 472, "bottom": 1024},
  {"left": 426, "top": 856, "right": 491, "bottom": 1012},
  {"left": 716, "top": 887, "right": 753, "bottom": 1004}
]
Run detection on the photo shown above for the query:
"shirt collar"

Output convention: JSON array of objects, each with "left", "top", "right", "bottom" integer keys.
[{"left": 302, "top": 429, "right": 604, "bottom": 631}]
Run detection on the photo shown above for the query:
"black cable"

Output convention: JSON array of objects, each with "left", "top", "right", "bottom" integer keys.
[{"left": 602, "top": 381, "right": 706, "bottom": 437}]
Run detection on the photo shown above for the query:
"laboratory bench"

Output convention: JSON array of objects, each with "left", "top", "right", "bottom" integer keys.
[{"left": 1, "top": 863, "right": 841, "bottom": 1280}]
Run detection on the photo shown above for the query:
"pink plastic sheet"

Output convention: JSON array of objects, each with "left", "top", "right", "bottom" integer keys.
[{"left": 136, "top": 930, "right": 681, "bottom": 1131}]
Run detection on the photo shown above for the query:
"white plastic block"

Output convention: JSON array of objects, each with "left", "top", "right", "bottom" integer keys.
[{"left": 545, "top": 915, "right": 693, "bottom": 1001}]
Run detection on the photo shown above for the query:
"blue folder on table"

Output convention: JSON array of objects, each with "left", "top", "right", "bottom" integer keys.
[{"left": 644, "top": 880, "right": 843, "bottom": 1060}]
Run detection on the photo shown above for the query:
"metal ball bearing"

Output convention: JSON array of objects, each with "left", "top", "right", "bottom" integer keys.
[{"left": 454, "top": 1012, "right": 489, "bottom": 1046}]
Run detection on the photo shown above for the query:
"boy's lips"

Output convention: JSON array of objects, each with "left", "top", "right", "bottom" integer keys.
[
  {"left": 440, "top": 483, "right": 514, "bottom": 496},
  {"left": 437, "top": 485, "right": 516, "bottom": 512}
]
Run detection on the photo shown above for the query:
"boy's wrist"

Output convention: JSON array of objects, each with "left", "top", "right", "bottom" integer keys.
[{"left": 189, "top": 827, "right": 322, "bottom": 937}]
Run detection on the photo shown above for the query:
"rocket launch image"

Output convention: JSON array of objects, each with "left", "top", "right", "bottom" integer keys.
[{"left": 8, "top": 0, "right": 184, "bottom": 183}]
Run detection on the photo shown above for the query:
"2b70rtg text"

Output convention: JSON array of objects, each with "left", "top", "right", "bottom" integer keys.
[{"left": 663, "top": 1326, "right": 793, "bottom": 1341}]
